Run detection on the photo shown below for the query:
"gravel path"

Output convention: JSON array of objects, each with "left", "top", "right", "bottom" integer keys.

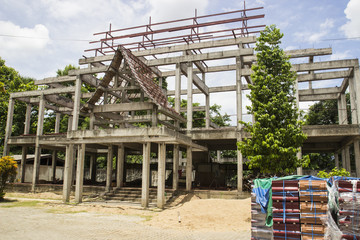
[{"left": 0, "top": 206, "right": 250, "bottom": 240}]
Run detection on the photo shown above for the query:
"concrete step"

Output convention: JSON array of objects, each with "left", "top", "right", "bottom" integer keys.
[{"left": 103, "top": 188, "right": 174, "bottom": 204}]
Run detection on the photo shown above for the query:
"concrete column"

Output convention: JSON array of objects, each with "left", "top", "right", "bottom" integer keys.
[
  {"left": 141, "top": 142, "right": 151, "bottom": 208},
  {"left": 106, "top": 145, "right": 113, "bottom": 192},
  {"left": 55, "top": 113, "right": 61, "bottom": 133},
  {"left": 75, "top": 144, "right": 85, "bottom": 203},
  {"left": 157, "top": 143, "right": 166, "bottom": 209},
  {"left": 20, "top": 103, "right": 31, "bottom": 182},
  {"left": 349, "top": 76, "right": 358, "bottom": 124},
  {"left": 67, "top": 116, "right": 73, "bottom": 131},
  {"left": 354, "top": 66, "right": 360, "bottom": 122},
  {"left": 32, "top": 95, "right": 45, "bottom": 192},
  {"left": 172, "top": 144, "right": 179, "bottom": 190},
  {"left": 3, "top": 97, "right": 15, "bottom": 156},
  {"left": 63, "top": 144, "right": 74, "bottom": 203},
  {"left": 187, "top": 63, "right": 193, "bottom": 131},
  {"left": 345, "top": 145, "right": 351, "bottom": 173},
  {"left": 296, "top": 151, "right": 303, "bottom": 175},
  {"left": 20, "top": 146, "right": 27, "bottom": 183},
  {"left": 354, "top": 140, "right": 360, "bottom": 177},
  {"left": 89, "top": 112, "right": 95, "bottom": 130},
  {"left": 51, "top": 151, "right": 57, "bottom": 183},
  {"left": 338, "top": 94, "right": 348, "bottom": 124},
  {"left": 334, "top": 153, "right": 339, "bottom": 169},
  {"left": 72, "top": 76, "right": 82, "bottom": 130},
  {"left": 203, "top": 72, "right": 210, "bottom": 129},
  {"left": 217, "top": 150, "right": 221, "bottom": 162},
  {"left": 237, "top": 135, "right": 243, "bottom": 192},
  {"left": 90, "top": 154, "right": 97, "bottom": 183},
  {"left": 152, "top": 105, "right": 158, "bottom": 127},
  {"left": 117, "top": 144, "right": 124, "bottom": 188},
  {"left": 308, "top": 56, "right": 314, "bottom": 89},
  {"left": 175, "top": 63, "right": 181, "bottom": 113},
  {"left": 294, "top": 78, "right": 303, "bottom": 175},
  {"left": 186, "top": 146, "right": 192, "bottom": 191},
  {"left": 341, "top": 148, "right": 346, "bottom": 169},
  {"left": 342, "top": 93, "right": 348, "bottom": 124},
  {"left": 24, "top": 103, "right": 32, "bottom": 135},
  {"left": 236, "top": 56, "right": 243, "bottom": 131}
]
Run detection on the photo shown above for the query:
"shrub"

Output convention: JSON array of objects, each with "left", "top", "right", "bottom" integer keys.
[
  {"left": 0, "top": 156, "right": 18, "bottom": 200},
  {"left": 317, "top": 167, "right": 350, "bottom": 178}
]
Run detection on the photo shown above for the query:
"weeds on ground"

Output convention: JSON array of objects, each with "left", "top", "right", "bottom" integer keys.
[{"left": 0, "top": 200, "right": 40, "bottom": 208}]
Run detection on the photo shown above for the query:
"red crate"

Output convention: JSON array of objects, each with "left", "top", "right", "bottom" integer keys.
[{"left": 273, "top": 222, "right": 301, "bottom": 232}]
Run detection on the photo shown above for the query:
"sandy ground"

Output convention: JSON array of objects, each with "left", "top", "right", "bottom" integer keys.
[
  {"left": 0, "top": 192, "right": 251, "bottom": 240},
  {"left": 146, "top": 194, "right": 251, "bottom": 232}
]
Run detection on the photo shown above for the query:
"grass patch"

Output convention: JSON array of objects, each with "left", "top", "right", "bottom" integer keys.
[
  {"left": 141, "top": 215, "right": 153, "bottom": 222},
  {"left": 0, "top": 200, "right": 40, "bottom": 208},
  {"left": 45, "top": 208, "right": 87, "bottom": 214}
]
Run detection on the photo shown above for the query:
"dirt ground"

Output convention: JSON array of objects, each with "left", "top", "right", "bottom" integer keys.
[{"left": 0, "top": 192, "right": 251, "bottom": 240}]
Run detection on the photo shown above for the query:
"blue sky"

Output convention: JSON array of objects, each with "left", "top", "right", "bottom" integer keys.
[{"left": 0, "top": 0, "right": 359, "bottom": 123}]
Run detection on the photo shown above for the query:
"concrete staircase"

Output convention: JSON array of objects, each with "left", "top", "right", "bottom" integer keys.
[{"left": 103, "top": 188, "right": 175, "bottom": 204}]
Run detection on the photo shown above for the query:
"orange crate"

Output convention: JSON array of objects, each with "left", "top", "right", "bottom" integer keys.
[
  {"left": 300, "top": 213, "right": 326, "bottom": 225},
  {"left": 299, "top": 180, "right": 327, "bottom": 191},
  {"left": 300, "top": 202, "right": 328, "bottom": 214},
  {"left": 301, "top": 224, "right": 326, "bottom": 234},
  {"left": 301, "top": 235, "right": 324, "bottom": 240},
  {"left": 300, "top": 191, "right": 328, "bottom": 203}
]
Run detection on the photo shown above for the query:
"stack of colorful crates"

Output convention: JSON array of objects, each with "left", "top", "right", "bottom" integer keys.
[
  {"left": 251, "top": 191, "right": 273, "bottom": 240},
  {"left": 272, "top": 180, "right": 301, "bottom": 240},
  {"left": 337, "top": 179, "right": 360, "bottom": 240},
  {"left": 299, "top": 180, "right": 328, "bottom": 240}
]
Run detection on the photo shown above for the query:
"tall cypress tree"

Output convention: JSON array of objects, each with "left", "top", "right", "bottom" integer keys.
[{"left": 238, "top": 25, "right": 309, "bottom": 175}]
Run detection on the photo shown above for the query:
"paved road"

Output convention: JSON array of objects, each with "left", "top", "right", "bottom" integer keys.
[{"left": 0, "top": 207, "right": 250, "bottom": 240}]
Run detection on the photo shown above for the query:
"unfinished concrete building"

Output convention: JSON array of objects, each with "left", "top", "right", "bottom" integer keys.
[{"left": 3, "top": 7, "right": 360, "bottom": 208}]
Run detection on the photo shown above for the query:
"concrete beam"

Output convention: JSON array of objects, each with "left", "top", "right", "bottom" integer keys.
[
  {"left": 299, "top": 93, "right": 339, "bottom": 101},
  {"left": 299, "top": 87, "right": 341, "bottom": 96},
  {"left": 145, "top": 48, "right": 254, "bottom": 67},
  {"left": 92, "top": 102, "right": 154, "bottom": 113},
  {"left": 293, "top": 59, "right": 358, "bottom": 72},
  {"left": 11, "top": 86, "right": 76, "bottom": 98},
  {"left": 35, "top": 76, "right": 76, "bottom": 85},
  {"left": 180, "top": 63, "right": 209, "bottom": 95},
  {"left": 297, "top": 70, "right": 351, "bottom": 82}
]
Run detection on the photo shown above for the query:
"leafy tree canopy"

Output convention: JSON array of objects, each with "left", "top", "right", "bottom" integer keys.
[
  {"left": 0, "top": 57, "right": 37, "bottom": 155},
  {"left": 237, "top": 25, "right": 309, "bottom": 175}
]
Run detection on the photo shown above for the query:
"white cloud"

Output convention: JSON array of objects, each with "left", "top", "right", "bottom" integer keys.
[
  {"left": 147, "top": 0, "right": 208, "bottom": 22},
  {"left": 320, "top": 18, "right": 334, "bottom": 29},
  {"left": 293, "top": 18, "right": 334, "bottom": 43},
  {"left": 341, "top": 0, "right": 360, "bottom": 38},
  {"left": 330, "top": 50, "right": 351, "bottom": 60},
  {"left": 0, "top": 21, "right": 50, "bottom": 53}
]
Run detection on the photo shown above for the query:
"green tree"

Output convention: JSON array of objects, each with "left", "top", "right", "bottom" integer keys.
[
  {"left": 0, "top": 58, "right": 37, "bottom": 155},
  {"left": 306, "top": 94, "right": 351, "bottom": 125},
  {"left": 168, "top": 98, "right": 231, "bottom": 128},
  {"left": 0, "top": 156, "right": 18, "bottom": 200},
  {"left": 304, "top": 94, "right": 352, "bottom": 172},
  {"left": 237, "top": 25, "right": 309, "bottom": 175}
]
